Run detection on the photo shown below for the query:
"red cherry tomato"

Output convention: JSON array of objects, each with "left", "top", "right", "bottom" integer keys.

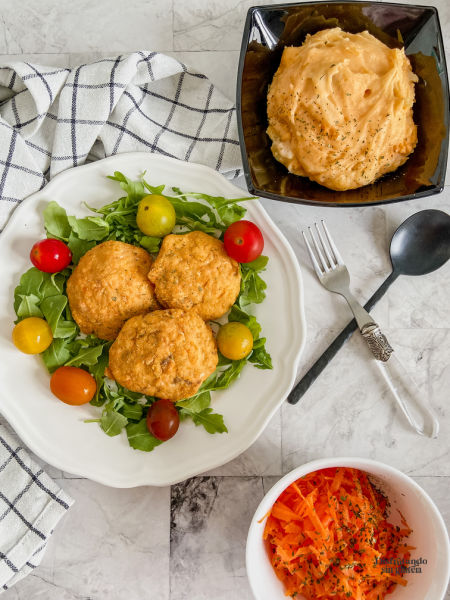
[
  {"left": 223, "top": 220, "right": 264, "bottom": 263},
  {"left": 146, "top": 399, "right": 180, "bottom": 441},
  {"left": 30, "top": 239, "right": 72, "bottom": 273},
  {"left": 50, "top": 366, "right": 96, "bottom": 405}
]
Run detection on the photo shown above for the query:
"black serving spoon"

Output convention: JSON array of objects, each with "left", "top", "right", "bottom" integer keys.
[{"left": 288, "top": 209, "right": 450, "bottom": 405}]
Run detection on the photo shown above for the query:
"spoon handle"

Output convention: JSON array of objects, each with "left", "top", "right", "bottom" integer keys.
[{"left": 287, "top": 271, "right": 398, "bottom": 405}]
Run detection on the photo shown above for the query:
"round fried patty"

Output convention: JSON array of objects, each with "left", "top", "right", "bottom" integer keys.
[
  {"left": 148, "top": 231, "right": 241, "bottom": 321},
  {"left": 66, "top": 241, "right": 159, "bottom": 341},
  {"left": 108, "top": 309, "right": 218, "bottom": 401}
]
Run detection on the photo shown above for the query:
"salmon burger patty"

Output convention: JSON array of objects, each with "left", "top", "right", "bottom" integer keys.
[
  {"left": 108, "top": 309, "right": 218, "bottom": 401},
  {"left": 66, "top": 240, "right": 159, "bottom": 341},
  {"left": 148, "top": 231, "right": 241, "bottom": 321}
]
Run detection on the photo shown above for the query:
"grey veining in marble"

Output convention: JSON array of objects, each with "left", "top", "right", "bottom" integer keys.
[
  {"left": 0, "top": 0, "right": 449, "bottom": 598},
  {"left": 170, "top": 477, "right": 264, "bottom": 600}
]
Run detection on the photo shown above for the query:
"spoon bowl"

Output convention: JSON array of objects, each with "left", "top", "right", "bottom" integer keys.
[
  {"left": 390, "top": 209, "right": 450, "bottom": 276},
  {"left": 288, "top": 208, "right": 450, "bottom": 405}
]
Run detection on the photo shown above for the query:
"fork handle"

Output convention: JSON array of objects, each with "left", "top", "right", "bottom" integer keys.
[
  {"left": 373, "top": 351, "right": 439, "bottom": 438},
  {"left": 287, "top": 271, "right": 398, "bottom": 405}
]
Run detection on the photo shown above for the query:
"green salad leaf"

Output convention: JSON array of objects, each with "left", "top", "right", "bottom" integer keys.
[
  {"left": 181, "top": 408, "right": 228, "bottom": 434},
  {"left": 239, "top": 256, "right": 268, "bottom": 307},
  {"left": 12, "top": 170, "right": 273, "bottom": 452},
  {"left": 126, "top": 419, "right": 163, "bottom": 452},
  {"left": 100, "top": 410, "right": 128, "bottom": 437}
]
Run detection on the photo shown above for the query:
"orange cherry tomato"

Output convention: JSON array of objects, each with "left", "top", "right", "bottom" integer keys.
[{"left": 50, "top": 366, "right": 96, "bottom": 405}]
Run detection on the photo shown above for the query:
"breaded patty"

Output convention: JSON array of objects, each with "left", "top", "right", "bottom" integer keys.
[
  {"left": 108, "top": 309, "right": 218, "bottom": 401},
  {"left": 66, "top": 241, "right": 159, "bottom": 341},
  {"left": 148, "top": 231, "right": 241, "bottom": 321}
]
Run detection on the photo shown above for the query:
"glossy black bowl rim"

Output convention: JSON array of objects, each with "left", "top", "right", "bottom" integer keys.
[{"left": 236, "top": 0, "right": 450, "bottom": 207}]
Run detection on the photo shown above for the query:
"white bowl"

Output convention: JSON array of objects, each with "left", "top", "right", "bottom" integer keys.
[{"left": 246, "top": 457, "right": 450, "bottom": 600}]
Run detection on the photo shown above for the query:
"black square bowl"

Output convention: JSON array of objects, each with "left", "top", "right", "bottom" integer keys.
[{"left": 236, "top": 1, "right": 450, "bottom": 207}]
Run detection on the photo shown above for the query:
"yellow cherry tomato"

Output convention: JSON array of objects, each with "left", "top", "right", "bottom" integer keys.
[
  {"left": 217, "top": 322, "right": 254, "bottom": 360},
  {"left": 136, "top": 194, "right": 176, "bottom": 237},
  {"left": 12, "top": 317, "right": 53, "bottom": 354}
]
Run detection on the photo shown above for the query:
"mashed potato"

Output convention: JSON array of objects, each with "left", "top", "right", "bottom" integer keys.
[{"left": 267, "top": 28, "right": 418, "bottom": 191}]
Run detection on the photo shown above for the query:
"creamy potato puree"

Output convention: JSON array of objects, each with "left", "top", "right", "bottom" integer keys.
[{"left": 267, "top": 28, "right": 418, "bottom": 191}]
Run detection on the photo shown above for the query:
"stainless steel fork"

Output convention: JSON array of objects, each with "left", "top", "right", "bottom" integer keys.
[{"left": 303, "top": 220, "right": 439, "bottom": 438}]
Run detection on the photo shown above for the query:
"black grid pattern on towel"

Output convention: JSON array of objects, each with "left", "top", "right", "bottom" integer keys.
[
  {"left": 0, "top": 435, "right": 71, "bottom": 590},
  {"left": 0, "top": 52, "right": 241, "bottom": 214}
]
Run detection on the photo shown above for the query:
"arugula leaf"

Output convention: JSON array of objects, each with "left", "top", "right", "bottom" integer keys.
[
  {"left": 215, "top": 360, "right": 247, "bottom": 389},
  {"left": 239, "top": 258, "right": 268, "bottom": 307},
  {"left": 89, "top": 345, "right": 111, "bottom": 406},
  {"left": 15, "top": 268, "right": 45, "bottom": 296},
  {"left": 126, "top": 419, "right": 162, "bottom": 451},
  {"left": 187, "top": 193, "right": 249, "bottom": 227},
  {"left": 142, "top": 179, "right": 165, "bottom": 196},
  {"left": 43, "top": 201, "right": 71, "bottom": 241},
  {"left": 40, "top": 295, "right": 68, "bottom": 336},
  {"left": 15, "top": 294, "right": 43, "bottom": 319},
  {"left": 67, "top": 232, "right": 96, "bottom": 263},
  {"left": 180, "top": 407, "right": 228, "bottom": 434},
  {"left": 41, "top": 338, "right": 73, "bottom": 372},
  {"left": 245, "top": 255, "right": 269, "bottom": 271},
  {"left": 107, "top": 171, "right": 148, "bottom": 203},
  {"left": 64, "top": 343, "right": 104, "bottom": 367},
  {"left": 121, "top": 403, "right": 144, "bottom": 421},
  {"left": 40, "top": 271, "right": 67, "bottom": 297},
  {"left": 170, "top": 196, "right": 221, "bottom": 234},
  {"left": 115, "top": 383, "right": 147, "bottom": 403},
  {"left": 53, "top": 319, "right": 78, "bottom": 339},
  {"left": 100, "top": 410, "right": 128, "bottom": 436},
  {"left": 139, "top": 235, "right": 162, "bottom": 253},
  {"left": 249, "top": 337, "right": 273, "bottom": 370},
  {"left": 67, "top": 215, "right": 109, "bottom": 241},
  {"left": 176, "top": 391, "right": 211, "bottom": 415}
]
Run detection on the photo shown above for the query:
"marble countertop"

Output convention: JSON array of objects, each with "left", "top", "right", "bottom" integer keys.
[{"left": 0, "top": 0, "right": 449, "bottom": 598}]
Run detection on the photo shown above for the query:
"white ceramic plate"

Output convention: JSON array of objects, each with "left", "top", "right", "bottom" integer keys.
[{"left": 0, "top": 152, "right": 306, "bottom": 487}]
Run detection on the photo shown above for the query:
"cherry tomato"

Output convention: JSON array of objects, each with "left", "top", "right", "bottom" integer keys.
[
  {"left": 12, "top": 317, "right": 53, "bottom": 354},
  {"left": 136, "top": 195, "right": 176, "bottom": 237},
  {"left": 223, "top": 220, "right": 264, "bottom": 263},
  {"left": 146, "top": 398, "right": 180, "bottom": 441},
  {"left": 50, "top": 366, "right": 96, "bottom": 405},
  {"left": 217, "top": 322, "right": 253, "bottom": 360},
  {"left": 30, "top": 238, "right": 72, "bottom": 273}
]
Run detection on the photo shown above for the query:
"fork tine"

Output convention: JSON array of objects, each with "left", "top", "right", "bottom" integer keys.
[
  {"left": 302, "top": 229, "right": 324, "bottom": 277},
  {"left": 308, "top": 225, "right": 330, "bottom": 273},
  {"left": 321, "top": 220, "right": 344, "bottom": 265},
  {"left": 308, "top": 227, "right": 330, "bottom": 273},
  {"left": 315, "top": 222, "right": 335, "bottom": 268}
]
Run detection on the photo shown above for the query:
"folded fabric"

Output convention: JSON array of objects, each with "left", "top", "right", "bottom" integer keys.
[
  {"left": 0, "top": 51, "right": 242, "bottom": 229},
  {"left": 0, "top": 426, "right": 73, "bottom": 592}
]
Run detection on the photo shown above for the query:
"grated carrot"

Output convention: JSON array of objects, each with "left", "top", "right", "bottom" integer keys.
[{"left": 263, "top": 467, "right": 413, "bottom": 599}]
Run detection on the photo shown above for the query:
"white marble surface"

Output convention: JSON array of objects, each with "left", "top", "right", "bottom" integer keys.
[{"left": 0, "top": 0, "right": 449, "bottom": 598}]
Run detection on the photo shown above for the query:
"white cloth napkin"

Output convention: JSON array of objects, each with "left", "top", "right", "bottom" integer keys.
[
  {"left": 0, "top": 50, "right": 242, "bottom": 592},
  {"left": 0, "top": 50, "right": 242, "bottom": 229}
]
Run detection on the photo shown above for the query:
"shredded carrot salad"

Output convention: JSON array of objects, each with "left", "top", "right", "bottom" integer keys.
[{"left": 263, "top": 467, "right": 414, "bottom": 600}]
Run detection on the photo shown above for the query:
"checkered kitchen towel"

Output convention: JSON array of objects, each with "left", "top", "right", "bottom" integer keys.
[
  {"left": 0, "top": 50, "right": 242, "bottom": 228},
  {"left": 0, "top": 51, "right": 241, "bottom": 591},
  {"left": 0, "top": 429, "right": 73, "bottom": 592}
]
